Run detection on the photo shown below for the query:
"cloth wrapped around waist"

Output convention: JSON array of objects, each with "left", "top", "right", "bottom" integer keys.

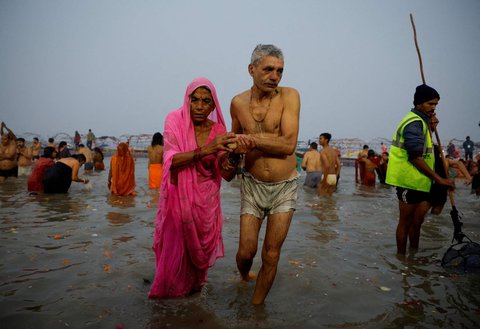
[{"left": 149, "top": 163, "right": 163, "bottom": 189}]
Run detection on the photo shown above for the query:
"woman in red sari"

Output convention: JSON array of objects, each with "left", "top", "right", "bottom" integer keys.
[
  {"left": 108, "top": 143, "right": 136, "bottom": 196},
  {"left": 148, "top": 77, "right": 239, "bottom": 298}
]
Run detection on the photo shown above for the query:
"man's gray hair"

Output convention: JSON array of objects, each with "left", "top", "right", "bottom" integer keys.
[{"left": 250, "top": 44, "right": 283, "bottom": 66}]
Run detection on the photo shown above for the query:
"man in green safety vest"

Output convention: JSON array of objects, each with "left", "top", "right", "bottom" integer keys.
[{"left": 386, "top": 84, "right": 455, "bottom": 255}]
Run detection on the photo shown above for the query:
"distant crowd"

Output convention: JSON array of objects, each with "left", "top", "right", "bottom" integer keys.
[
  {"left": 300, "top": 136, "right": 479, "bottom": 196},
  {"left": 0, "top": 122, "right": 165, "bottom": 195}
]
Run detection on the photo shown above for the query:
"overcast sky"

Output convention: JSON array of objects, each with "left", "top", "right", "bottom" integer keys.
[{"left": 1, "top": 0, "right": 479, "bottom": 144}]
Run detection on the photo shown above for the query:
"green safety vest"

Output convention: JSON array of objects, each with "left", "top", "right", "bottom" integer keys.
[{"left": 385, "top": 111, "right": 434, "bottom": 192}]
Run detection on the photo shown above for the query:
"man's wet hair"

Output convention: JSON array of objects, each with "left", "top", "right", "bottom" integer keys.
[
  {"left": 310, "top": 142, "right": 318, "bottom": 150},
  {"left": 72, "top": 154, "right": 86, "bottom": 163},
  {"left": 320, "top": 133, "right": 332, "bottom": 143},
  {"left": 17, "top": 137, "right": 25, "bottom": 143},
  {"left": 251, "top": 44, "right": 283, "bottom": 66}
]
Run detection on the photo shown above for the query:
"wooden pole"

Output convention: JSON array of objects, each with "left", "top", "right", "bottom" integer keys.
[
  {"left": 409, "top": 13, "right": 455, "bottom": 207},
  {"left": 410, "top": 14, "right": 426, "bottom": 84}
]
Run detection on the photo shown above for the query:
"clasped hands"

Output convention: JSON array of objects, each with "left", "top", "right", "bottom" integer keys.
[{"left": 208, "top": 132, "right": 256, "bottom": 155}]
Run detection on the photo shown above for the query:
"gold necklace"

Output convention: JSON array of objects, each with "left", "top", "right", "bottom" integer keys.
[
  {"left": 249, "top": 88, "right": 278, "bottom": 134},
  {"left": 249, "top": 87, "right": 274, "bottom": 123}
]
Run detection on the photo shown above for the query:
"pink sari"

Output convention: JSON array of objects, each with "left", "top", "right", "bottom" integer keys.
[{"left": 149, "top": 78, "right": 227, "bottom": 298}]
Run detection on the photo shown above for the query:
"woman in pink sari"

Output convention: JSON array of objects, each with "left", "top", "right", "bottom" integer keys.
[{"left": 149, "top": 77, "right": 240, "bottom": 298}]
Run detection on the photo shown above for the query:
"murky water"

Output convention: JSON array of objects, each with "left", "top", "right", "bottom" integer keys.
[{"left": 1, "top": 158, "right": 479, "bottom": 329}]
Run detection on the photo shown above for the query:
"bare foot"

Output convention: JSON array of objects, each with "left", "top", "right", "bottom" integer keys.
[
  {"left": 241, "top": 271, "right": 257, "bottom": 281},
  {"left": 238, "top": 271, "right": 257, "bottom": 285}
]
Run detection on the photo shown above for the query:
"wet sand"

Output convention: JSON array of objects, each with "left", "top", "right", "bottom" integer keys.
[{"left": 1, "top": 158, "right": 479, "bottom": 329}]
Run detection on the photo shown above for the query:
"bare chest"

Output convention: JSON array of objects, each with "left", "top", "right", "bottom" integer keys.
[
  {"left": 0, "top": 144, "right": 15, "bottom": 156},
  {"left": 241, "top": 104, "right": 283, "bottom": 135}
]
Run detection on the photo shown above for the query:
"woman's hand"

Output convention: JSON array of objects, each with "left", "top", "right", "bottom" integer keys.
[{"left": 201, "top": 132, "right": 237, "bottom": 156}]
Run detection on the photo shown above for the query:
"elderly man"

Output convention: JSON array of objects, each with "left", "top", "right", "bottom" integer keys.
[{"left": 230, "top": 44, "right": 300, "bottom": 304}]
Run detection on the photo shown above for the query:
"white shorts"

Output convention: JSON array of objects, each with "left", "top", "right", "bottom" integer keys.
[
  {"left": 18, "top": 166, "right": 32, "bottom": 176},
  {"left": 326, "top": 174, "right": 337, "bottom": 186}
]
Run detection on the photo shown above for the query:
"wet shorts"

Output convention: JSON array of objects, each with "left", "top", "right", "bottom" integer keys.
[
  {"left": 304, "top": 171, "right": 321, "bottom": 188},
  {"left": 241, "top": 172, "right": 298, "bottom": 220},
  {"left": 18, "top": 166, "right": 32, "bottom": 176},
  {"left": 0, "top": 166, "right": 18, "bottom": 178},
  {"left": 429, "top": 182, "right": 448, "bottom": 207},
  {"left": 396, "top": 187, "right": 430, "bottom": 204}
]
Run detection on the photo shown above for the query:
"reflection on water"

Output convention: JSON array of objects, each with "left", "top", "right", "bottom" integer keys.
[
  {"left": 0, "top": 161, "right": 479, "bottom": 328},
  {"left": 107, "top": 194, "right": 136, "bottom": 208},
  {"left": 35, "top": 193, "right": 86, "bottom": 222},
  {"left": 106, "top": 211, "right": 132, "bottom": 226}
]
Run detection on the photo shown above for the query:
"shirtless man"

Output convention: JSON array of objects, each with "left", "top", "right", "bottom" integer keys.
[
  {"left": 230, "top": 44, "right": 300, "bottom": 304},
  {"left": 31, "top": 137, "right": 41, "bottom": 161},
  {"left": 147, "top": 132, "right": 164, "bottom": 189},
  {"left": 17, "top": 138, "right": 33, "bottom": 176},
  {"left": 0, "top": 122, "right": 18, "bottom": 182},
  {"left": 301, "top": 142, "right": 322, "bottom": 188},
  {"left": 77, "top": 144, "right": 93, "bottom": 171},
  {"left": 318, "top": 133, "right": 341, "bottom": 196}
]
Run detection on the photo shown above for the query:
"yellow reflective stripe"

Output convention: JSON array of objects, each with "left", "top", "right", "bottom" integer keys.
[
  {"left": 393, "top": 116, "right": 421, "bottom": 145},
  {"left": 391, "top": 139, "right": 403, "bottom": 148}
]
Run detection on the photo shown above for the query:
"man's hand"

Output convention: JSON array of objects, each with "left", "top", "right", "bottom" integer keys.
[
  {"left": 234, "top": 134, "right": 256, "bottom": 154},
  {"left": 438, "top": 177, "right": 455, "bottom": 190},
  {"left": 429, "top": 114, "right": 439, "bottom": 130}
]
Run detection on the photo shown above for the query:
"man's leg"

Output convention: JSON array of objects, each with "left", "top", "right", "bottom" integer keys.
[
  {"left": 407, "top": 201, "right": 431, "bottom": 249},
  {"left": 396, "top": 201, "right": 415, "bottom": 254},
  {"left": 252, "top": 211, "right": 293, "bottom": 304},
  {"left": 236, "top": 214, "right": 261, "bottom": 281}
]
